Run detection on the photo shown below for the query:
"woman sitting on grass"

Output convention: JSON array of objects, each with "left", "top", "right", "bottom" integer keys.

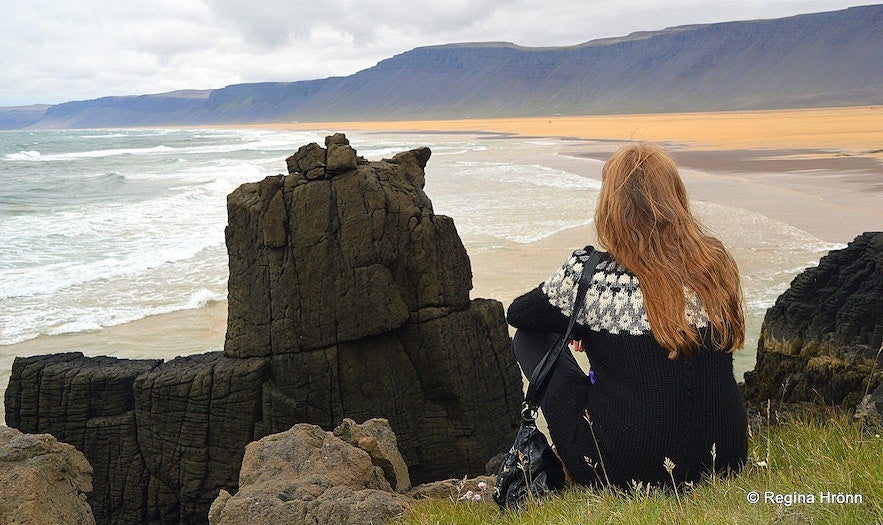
[{"left": 507, "top": 143, "right": 747, "bottom": 489}]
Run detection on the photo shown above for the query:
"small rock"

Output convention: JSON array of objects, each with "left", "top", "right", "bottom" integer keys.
[
  {"left": 854, "top": 380, "right": 883, "bottom": 425},
  {"left": 333, "top": 418, "right": 411, "bottom": 492},
  {"left": 408, "top": 475, "right": 496, "bottom": 504},
  {"left": 326, "top": 142, "right": 358, "bottom": 175},
  {"left": 209, "top": 422, "right": 414, "bottom": 525},
  {"left": 287, "top": 142, "right": 326, "bottom": 178},
  {"left": 0, "top": 426, "right": 96, "bottom": 525}
]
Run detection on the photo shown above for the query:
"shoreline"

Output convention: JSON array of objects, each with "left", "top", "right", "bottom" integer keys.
[
  {"left": 3, "top": 108, "right": 881, "bottom": 418},
  {"left": 242, "top": 105, "right": 883, "bottom": 157}
]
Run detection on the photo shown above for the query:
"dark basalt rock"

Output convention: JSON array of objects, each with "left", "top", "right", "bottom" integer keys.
[
  {"left": 4, "top": 135, "right": 523, "bottom": 525},
  {"left": 744, "top": 232, "right": 883, "bottom": 411},
  {"left": 225, "top": 139, "right": 471, "bottom": 356},
  {"left": 4, "top": 353, "right": 161, "bottom": 524},
  {"left": 225, "top": 136, "right": 519, "bottom": 484},
  {"left": 134, "top": 352, "right": 267, "bottom": 523}
]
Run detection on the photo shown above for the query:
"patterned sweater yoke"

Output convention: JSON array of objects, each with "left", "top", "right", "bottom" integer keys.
[{"left": 540, "top": 247, "right": 710, "bottom": 337}]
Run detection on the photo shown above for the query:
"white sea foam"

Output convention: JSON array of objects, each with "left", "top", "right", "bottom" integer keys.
[
  {"left": 185, "top": 288, "right": 226, "bottom": 309},
  {"left": 694, "top": 200, "right": 844, "bottom": 316},
  {"left": 3, "top": 150, "right": 41, "bottom": 160},
  {"left": 79, "top": 133, "right": 132, "bottom": 138},
  {"left": 37, "top": 145, "right": 176, "bottom": 161},
  {"left": 0, "top": 244, "right": 229, "bottom": 345},
  {"left": 425, "top": 159, "right": 601, "bottom": 245}
]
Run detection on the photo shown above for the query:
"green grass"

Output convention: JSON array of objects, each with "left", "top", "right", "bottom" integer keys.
[{"left": 396, "top": 412, "right": 883, "bottom": 524}]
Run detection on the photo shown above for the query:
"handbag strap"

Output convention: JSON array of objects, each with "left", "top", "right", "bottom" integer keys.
[{"left": 523, "top": 248, "right": 601, "bottom": 411}]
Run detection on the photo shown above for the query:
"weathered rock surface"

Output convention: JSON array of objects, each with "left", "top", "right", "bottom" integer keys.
[
  {"left": 225, "top": 135, "right": 521, "bottom": 486},
  {"left": 333, "top": 418, "right": 410, "bottom": 493},
  {"left": 0, "top": 426, "right": 96, "bottom": 525},
  {"left": 134, "top": 352, "right": 267, "bottom": 523},
  {"left": 208, "top": 420, "right": 413, "bottom": 525},
  {"left": 4, "top": 136, "right": 522, "bottom": 525},
  {"left": 744, "top": 232, "right": 883, "bottom": 411},
  {"left": 4, "top": 353, "right": 160, "bottom": 524},
  {"left": 225, "top": 133, "right": 469, "bottom": 355}
]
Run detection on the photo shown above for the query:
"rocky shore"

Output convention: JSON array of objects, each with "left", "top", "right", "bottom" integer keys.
[
  {"left": 2, "top": 134, "right": 880, "bottom": 525},
  {"left": 4, "top": 135, "right": 522, "bottom": 524}
]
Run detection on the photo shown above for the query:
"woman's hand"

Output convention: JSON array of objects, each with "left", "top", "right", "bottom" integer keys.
[{"left": 569, "top": 339, "right": 586, "bottom": 353}]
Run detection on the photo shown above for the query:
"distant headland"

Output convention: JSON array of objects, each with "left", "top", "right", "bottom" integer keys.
[{"left": 1, "top": 4, "right": 881, "bottom": 129}]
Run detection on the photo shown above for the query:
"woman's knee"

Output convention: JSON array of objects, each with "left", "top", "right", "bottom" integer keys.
[
  {"left": 512, "top": 330, "right": 559, "bottom": 359},
  {"left": 512, "top": 330, "right": 560, "bottom": 376}
]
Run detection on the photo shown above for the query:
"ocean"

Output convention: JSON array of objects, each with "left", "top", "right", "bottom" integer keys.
[{"left": 0, "top": 128, "right": 843, "bottom": 405}]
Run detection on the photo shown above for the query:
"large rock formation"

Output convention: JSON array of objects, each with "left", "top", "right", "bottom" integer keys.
[
  {"left": 208, "top": 419, "right": 413, "bottom": 525},
  {"left": 0, "top": 426, "right": 96, "bottom": 525},
  {"left": 744, "top": 232, "right": 883, "bottom": 411},
  {"left": 4, "top": 135, "right": 523, "bottom": 524},
  {"left": 223, "top": 134, "right": 522, "bottom": 485},
  {"left": 225, "top": 134, "right": 470, "bottom": 355}
]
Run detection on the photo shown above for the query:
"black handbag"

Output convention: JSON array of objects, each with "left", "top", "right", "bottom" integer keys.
[{"left": 493, "top": 249, "right": 601, "bottom": 510}]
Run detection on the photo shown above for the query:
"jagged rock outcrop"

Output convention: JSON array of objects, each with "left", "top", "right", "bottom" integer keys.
[
  {"left": 208, "top": 419, "right": 413, "bottom": 525},
  {"left": 0, "top": 426, "right": 96, "bottom": 525},
  {"left": 744, "top": 232, "right": 883, "bottom": 411},
  {"left": 225, "top": 134, "right": 469, "bottom": 355},
  {"left": 4, "top": 135, "right": 522, "bottom": 525},
  {"left": 333, "top": 418, "right": 411, "bottom": 493},
  {"left": 225, "top": 134, "right": 522, "bottom": 486}
]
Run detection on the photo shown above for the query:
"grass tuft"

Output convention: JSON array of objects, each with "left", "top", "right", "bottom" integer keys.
[{"left": 395, "top": 411, "right": 883, "bottom": 524}]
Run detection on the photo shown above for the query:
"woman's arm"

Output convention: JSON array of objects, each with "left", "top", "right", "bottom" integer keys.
[
  {"left": 507, "top": 246, "right": 598, "bottom": 334},
  {"left": 506, "top": 286, "right": 571, "bottom": 333}
]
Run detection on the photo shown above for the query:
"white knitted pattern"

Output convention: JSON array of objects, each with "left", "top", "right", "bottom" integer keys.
[{"left": 540, "top": 249, "right": 709, "bottom": 335}]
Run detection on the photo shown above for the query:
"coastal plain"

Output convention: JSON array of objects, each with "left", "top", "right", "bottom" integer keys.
[{"left": 2, "top": 106, "right": 881, "bottom": 402}]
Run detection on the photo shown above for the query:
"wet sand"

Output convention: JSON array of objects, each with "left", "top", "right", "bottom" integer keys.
[{"left": 2, "top": 106, "right": 881, "bottom": 419}]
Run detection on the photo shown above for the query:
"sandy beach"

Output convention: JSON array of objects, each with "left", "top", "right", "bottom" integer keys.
[
  {"left": 2, "top": 106, "right": 881, "bottom": 412},
  {"left": 258, "top": 106, "right": 883, "bottom": 155}
]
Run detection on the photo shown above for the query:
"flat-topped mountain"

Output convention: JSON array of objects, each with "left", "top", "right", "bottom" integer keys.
[{"left": 3, "top": 5, "right": 881, "bottom": 129}]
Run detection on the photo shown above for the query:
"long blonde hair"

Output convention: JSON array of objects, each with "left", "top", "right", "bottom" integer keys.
[{"left": 594, "top": 143, "right": 744, "bottom": 358}]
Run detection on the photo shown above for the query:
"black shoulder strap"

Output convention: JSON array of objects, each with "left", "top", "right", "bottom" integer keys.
[{"left": 523, "top": 248, "right": 601, "bottom": 407}]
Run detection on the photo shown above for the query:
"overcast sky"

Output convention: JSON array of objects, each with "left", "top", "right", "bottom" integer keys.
[{"left": 0, "top": 0, "right": 870, "bottom": 107}]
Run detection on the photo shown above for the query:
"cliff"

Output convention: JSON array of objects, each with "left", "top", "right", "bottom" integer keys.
[
  {"left": 8, "top": 5, "right": 882, "bottom": 128},
  {"left": 4, "top": 135, "right": 523, "bottom": 524}
]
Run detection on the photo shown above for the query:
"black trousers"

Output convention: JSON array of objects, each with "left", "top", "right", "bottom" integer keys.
[
  {"left": 512, "top": 329, "right": 599, "bottom": 485},
  {"left": 511, "top": 329, "right": 590, "bottom": 409}
]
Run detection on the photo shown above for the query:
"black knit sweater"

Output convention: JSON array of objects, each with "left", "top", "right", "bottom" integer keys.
[{"left": 507, "top": 247, "right": 748, "bottom": 488}]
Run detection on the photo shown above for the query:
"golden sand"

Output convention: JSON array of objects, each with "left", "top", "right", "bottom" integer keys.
[{"left": 255, "top": 105, "right": 883, "bottom": 156}]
